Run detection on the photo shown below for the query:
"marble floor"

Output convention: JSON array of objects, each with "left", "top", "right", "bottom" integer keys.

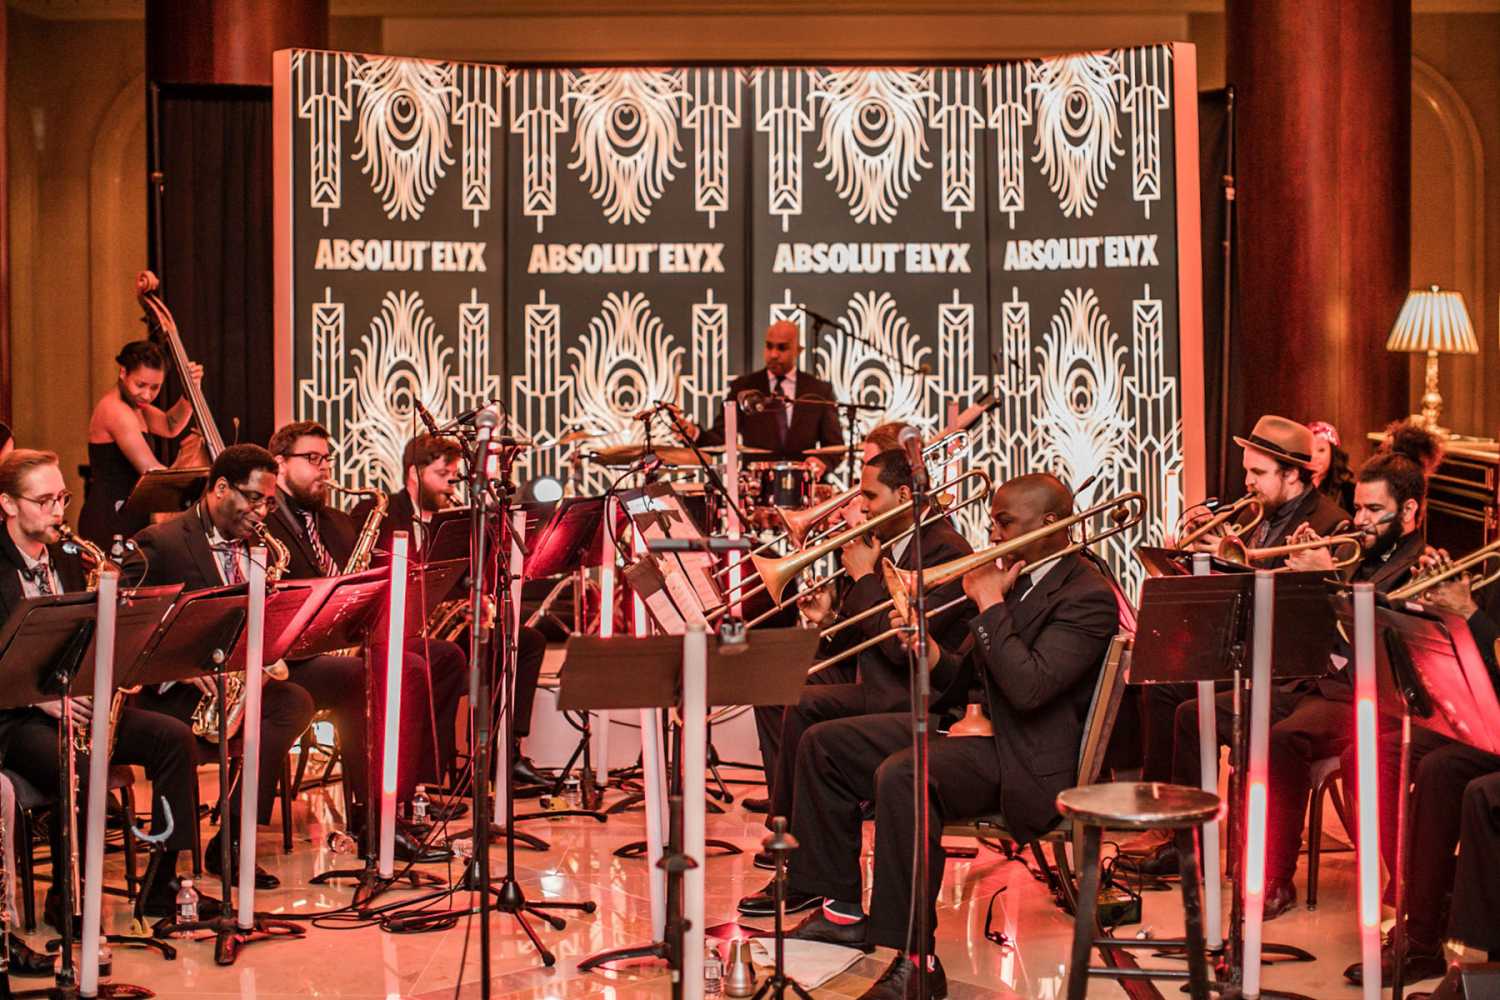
[{"left": 17, "top": 769, "right": 1467, "bottom": 999}]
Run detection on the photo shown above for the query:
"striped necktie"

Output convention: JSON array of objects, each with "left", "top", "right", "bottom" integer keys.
[{"left": 299, "top": 510, "right": 336, "bottom": 575}]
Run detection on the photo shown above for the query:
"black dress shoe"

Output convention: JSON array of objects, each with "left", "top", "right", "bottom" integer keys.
[
  {"left": 394, "top": 828, "right": 453, "bottom": 864},
  {"left": 140, "top": 882, "right": 225, "bottom": 921},
  {"left": 767, "top": 908, "right": 874, "bottom": 952},
  {"left": 1344, "top": 941, "right": 1449, "bottom": 986},
  {"left": 753, "top": 850, "right": 776, "bottom": 871},
  {"left": 425, "top": 799, "right": 469, "bottom": 822},
  {"left": 205, "top": 836, "right": 281, "bottom": 890},
  {"left": 1130, "top": 843, "right": 1180, "bottom": 877},
  {"left": 742, "top": 796, "right": 770, "bottom": 814},
  {"left": 512, "top": 754, "right": 547, "bottom": 787},
  {"left": 858, "top": 954, "right": 948, "bottom": 999},
  {"left": 737, "top": 880, "right": 822, "bottom": 917},
  {"left": 1263, "top": 878, "right": 1297, "bottom": 920},
  {"left": 8, "top": 933, "right": 55, "bottom": 976}
]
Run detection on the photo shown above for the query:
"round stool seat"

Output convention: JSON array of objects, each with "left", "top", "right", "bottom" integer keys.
[{"left": 1057, "top": 781, "right": 1221, "bottom": 830}]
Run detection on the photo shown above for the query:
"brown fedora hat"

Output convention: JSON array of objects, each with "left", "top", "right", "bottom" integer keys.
[{"left": 1233, "top": 415, "right": 1316, "bottom": 469}]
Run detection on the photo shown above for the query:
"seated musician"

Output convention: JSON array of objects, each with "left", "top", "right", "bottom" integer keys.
[
  {"left": 738, "top": 446, "right": 973, "bottom": 918},
  {"left": 1139, "top": 430, "right": 1434, "bottom": 920},
  {"left": 774, "top": 474, "right": 1119, "bottom": 1000},
  {"left": 0, "top": 450, "right": 217, "bottom": 934},
  {"left": 1341, "top": 548, "right": 1500, "bottom": 986},
  {"left": 127, "top": 446, "right": 390, "bottom": 877},
  {"left": 262, "top": 421, "right": 468, "bottom": 821},
  {"left": 76, "top": 340, "right": 205, "bottom": 548},
  {"left": 685, "top": 319, "right": 843, "bottom": 472},
  {"left": 352, "top": 433, "right": 549, "bottom": 787},
  {"left": 1139, "top": 414, "right": 1349, "bottom": 785}
]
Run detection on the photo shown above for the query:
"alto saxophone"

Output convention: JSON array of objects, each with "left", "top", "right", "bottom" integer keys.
[
  {"left": 56, "top": 525, "right": 127, "bottom": 758},
  {"left": 190, "top": 521, "right": 291, "bottom": 743}
]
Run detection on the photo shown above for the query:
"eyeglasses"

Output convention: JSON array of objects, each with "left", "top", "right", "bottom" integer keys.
[
  {"left": 14, "top": 491, "right": 72, "bottom": 512},
  {"left": 227, "top": 483, "right": 276, "bottom": 512},
  {"left": 285, "top": 451, "right": 334, "bottom": 469}
]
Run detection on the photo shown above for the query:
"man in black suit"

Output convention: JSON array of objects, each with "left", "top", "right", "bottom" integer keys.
[
  {"left": 352, "top": 433, "right": 549, "bottom": 786},
  {"left": 775, "top": 474, "right": 1119, "bottom": 999},
  {"left": 263, "top": 421, "right": 468, "bottom": 817},
  {"left": 0, "top": 450, "right": 213, "bottom": 930},
  {"left": 128, "top": 444, "right": 377, "bottom": 878},
  {"left": 691, "top": 320, "right": 843, "bottom": 467}
]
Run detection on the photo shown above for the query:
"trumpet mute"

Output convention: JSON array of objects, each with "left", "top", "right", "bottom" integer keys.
[{"left": 947, "top": 703, "right": 994, "bottom": 738}]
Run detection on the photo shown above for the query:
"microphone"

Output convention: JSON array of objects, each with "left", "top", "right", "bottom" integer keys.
[
  {"left": 633, "top": 401, "right": 668, "bottom": 421},
  {"left": 414, "top": 399, "right": 440, "bottom": 435},
  {"left": 474, "top": 403, "right": 501, "bottom": 436},
  {"left": 899, "top": 425, "right": 928, "bottom": 491},
  {"left": 796, "top": 304, "right": 841, "bottom": 329},
  {"left": 737, "top": 389, "right": 767, "bottom": 414}
]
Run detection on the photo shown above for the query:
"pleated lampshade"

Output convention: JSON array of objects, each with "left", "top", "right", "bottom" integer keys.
[{"left": 1385, "top": 286, "right": 1479, "bottom": 355}]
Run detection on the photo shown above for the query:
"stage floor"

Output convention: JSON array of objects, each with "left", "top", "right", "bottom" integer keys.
[{"left": 34, "top": 769, "right": 1463, "bottom": 999}]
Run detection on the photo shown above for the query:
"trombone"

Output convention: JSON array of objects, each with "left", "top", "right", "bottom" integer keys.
[
  {"left": 706, "top": 469, "right": 992, "bottom": 622},
  {"left": 810, "top": 491, "right": 1145, "bottom": 664},
  {"left": 1215, "top": 530, "right": 1364, "bottom": 570},
  {"left": 1387, "top": 540, "right": 1500, "bottom": 601},
  {"left": 1179, "top": 494, "right": 1264, "bottom": 548}
]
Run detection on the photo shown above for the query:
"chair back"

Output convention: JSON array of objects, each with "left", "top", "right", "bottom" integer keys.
[{"left": 1074, "top": 634, "right": 1132, "bottom": 787}]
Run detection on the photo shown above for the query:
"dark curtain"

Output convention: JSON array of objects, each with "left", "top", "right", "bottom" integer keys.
[
  {"left": 1198, "top": 88, "right": 1234, "bottom": 499},
  {"left": 149, "top": 83, "right": 275, "bottom": 454}
]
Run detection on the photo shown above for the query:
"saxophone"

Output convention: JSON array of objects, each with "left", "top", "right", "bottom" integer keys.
[
  {"left": 190, "top": 521, "right": 291, "bottom": 743},
  {"left": 56, "top": 526, "right": 128, "bottom": 758},
  {"left": 326, "top": 483, "right": 388, "bottom": 575}
]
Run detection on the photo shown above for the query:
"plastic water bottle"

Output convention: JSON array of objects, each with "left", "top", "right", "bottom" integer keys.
[
  {"left": 173, "top": 879, "right": 199, "bottom": 936},
  {"left": 326, "top": 829, "right": 357, "bottom": 855},
  {"left": 412, "top": 785, "right": 430, "bottom": 824},
  {"left": 562, "top": 776, "right": 581, "bottom": 809},
  {"left": 704, "top": 941, "right": 723, "bottom": 997}
]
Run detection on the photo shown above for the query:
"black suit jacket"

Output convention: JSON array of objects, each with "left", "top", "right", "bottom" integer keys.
[
  {"left": 1316, "top": 528, "right": 1427, "bottom": 701},
  {"left": 127, "top": 505, "right": 233, "bottom": 592},
  {"left": 698, "top": 368, "right": 843, "bottom": 462},
  {"left": 820, "top": 516, "right": 975, "bottom": 714},
  {"left": 1236, "top": 486, "right": 1349, "bottom": 567},
  {"left": 0, "top": 529, "right": 89, "bottom": 751},
  {"left": 350, "top": 489, "right": 419, "bottom": 568},
  {"left": 943, "top": 551, "right": 1120, "bottom": 844},
  {"left": 264, "top": 490, "right": 358, "bottom": 580}
]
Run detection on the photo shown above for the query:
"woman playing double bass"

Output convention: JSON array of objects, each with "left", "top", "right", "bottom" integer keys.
[{"left": 76, "top": 340, "right": 204, "bottom": 546}]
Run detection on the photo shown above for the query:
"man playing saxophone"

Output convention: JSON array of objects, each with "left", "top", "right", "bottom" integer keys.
[
  {"left": 262, "top": 421, "right": 468, "bottom": 823},
  {"left": 127, "top": 445, "right": 385, "bottom": 881},
  {"left": 0, "top": 450, "right": 212, "bottom": 931}
]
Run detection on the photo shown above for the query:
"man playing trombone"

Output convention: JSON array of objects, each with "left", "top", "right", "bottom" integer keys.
[
  {"left": 1138, "top": 432, "right": 1433, "bottom": 919},
  {"left": 738, "top": 446, "right": 973, "bottom": 918},
  {"left": 768, "top": 474, "right": 1120, "bottom": 1000}
]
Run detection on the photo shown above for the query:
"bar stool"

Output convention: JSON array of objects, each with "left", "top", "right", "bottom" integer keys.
[{"left": 1058, "top": 781, "right": 1222, "bottom": 1000}]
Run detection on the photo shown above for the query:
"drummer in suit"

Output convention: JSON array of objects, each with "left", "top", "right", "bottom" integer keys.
[{"left": 685, "top": 320, "right": 844, "bottom": 474}]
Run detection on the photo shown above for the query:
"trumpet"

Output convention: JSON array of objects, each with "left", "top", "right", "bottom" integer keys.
[
  {"left": 809, "top": 491, "right": 1145, "bottom": 669},
  {"left": 1179, "top": 494, "right": 1264, "bottom": 548},
  {"left": 711, "top": 469, "right": 992, "bottom": 617},
  {"left": 1215, "top": 530, "right": 1364, "bottom": 570},
  {"left": 1387, "top": 540, "right": 1500, "bottom": 602}
]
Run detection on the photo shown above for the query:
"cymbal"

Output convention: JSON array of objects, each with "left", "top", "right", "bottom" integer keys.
[
  {"left": 558, "top": 429, "right": 604, "bottom": 445},
  {"left": 804, "top": 445, "right": 856, "bottom": 460},
  {"left": 589, "top": 444, "right": 722, "bottom": 468},
  {"left": 697, "top": 445, "right": 772, "bottom": 456}
]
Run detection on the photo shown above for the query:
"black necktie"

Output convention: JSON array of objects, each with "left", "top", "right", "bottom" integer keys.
[
  {"left": 1010, "top": 573, "right": 1034, "bottom": 605},
  {"left": 771, "top": 374, "right": 790, "bottom": 438}
]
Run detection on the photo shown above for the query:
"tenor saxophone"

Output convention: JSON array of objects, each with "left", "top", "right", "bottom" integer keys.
[
  {"left": 191, "top": 521, "right": 291, "bottom": 743},
  {"left": 56, "top": 525, "right": 128, "bottom": 759},
  {"left": 326, "top": 483, "right": 388, "bottom": 575}
]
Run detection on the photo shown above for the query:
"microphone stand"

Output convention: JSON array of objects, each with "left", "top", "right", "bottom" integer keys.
[
  {"left": 906, "top": 468, "right": 933, "bottom": 1000},
  {"left": 800, "top": 309, "right": 927, "bottom": 376}
]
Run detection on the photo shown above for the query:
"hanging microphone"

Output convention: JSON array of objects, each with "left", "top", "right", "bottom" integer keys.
[
  {"left": 414, "top": 399, "right": 441, "bottom": 435},
  {"left": 737, "top": 389, "right": 767, "bottom": 414},
  {"left": 796, "top": 304, "right": 841, "bottom": 329},
  {"left": 898, "top": 425, "right": 929, "bottom": 491}
]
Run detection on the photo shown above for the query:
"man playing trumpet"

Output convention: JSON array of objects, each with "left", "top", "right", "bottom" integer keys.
[{"left": 769, "top": 474, "right": 1120, "bottom": 999}]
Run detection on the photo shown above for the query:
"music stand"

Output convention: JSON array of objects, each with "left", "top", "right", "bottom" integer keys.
[
  {"left": 1135, "top": 545, "right": 1192, "bottom": 579},
  {"left": 1132, "top": 571, "right": 1337, "bottom": 1000},
  {"left": 0, "top": 585, "right": 179, "bottom": 999},
  {"left": 421, "top": 508, "right": 473, "bottom": 565},
  {"left": 122, "top": 468, "right": 209, "bottom": 518},
  {"left": 1333, "top": 597, "right": 1500, "bottom": 1000},
  {"left": 571, "top": 626, "right": 820, "bottom": 988}
]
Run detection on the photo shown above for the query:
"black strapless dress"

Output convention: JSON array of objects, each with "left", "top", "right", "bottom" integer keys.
[{"left": 77, "top": 441, "right": 151, "bottom": 547}]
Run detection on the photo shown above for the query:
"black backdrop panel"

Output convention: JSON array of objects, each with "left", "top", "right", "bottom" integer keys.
[
  {"left": 279, "top": 51, "right": 505, "bottom": 490},
  {"left": 748, "top": 66, "right": 992, "bottom": 445},
  {"left": 152, "top": 84, "right": 275, "bottom": 453},
  {"left": 503, "top": 67, "right": 749, "bottom": 490}
]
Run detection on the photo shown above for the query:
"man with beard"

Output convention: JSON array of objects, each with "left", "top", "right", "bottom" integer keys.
[
  {"left": 0, "top": 450, "right": 217, "bottom": 937},
  {"left": 1138, "top": 415, "right": 1350, "bottom": 786},
  {"left": 262, "top": 422, "right": 469, "bottom": 820},
  {"left": 1137, "top": 430, "right": 1433, "bottom": 919},
  {"left": 129, "top": 445, "right": 391, "bottom": 879},
  {"left": 352, "top": 434, "right": 549, "bottom": 787}
]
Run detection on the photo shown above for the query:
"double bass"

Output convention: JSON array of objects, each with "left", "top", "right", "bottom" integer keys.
[{"left": 135, "top": 270, "right": 223, "bottom": 469}]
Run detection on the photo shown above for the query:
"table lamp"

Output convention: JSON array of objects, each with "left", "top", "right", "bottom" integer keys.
[{"left": 1385, "top": 285, "right": 1478, "bottom": 435}]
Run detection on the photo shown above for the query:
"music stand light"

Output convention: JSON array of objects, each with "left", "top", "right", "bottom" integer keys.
[{"left": 1385, "top": 285, "right": 1479, "bottom": 435}]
